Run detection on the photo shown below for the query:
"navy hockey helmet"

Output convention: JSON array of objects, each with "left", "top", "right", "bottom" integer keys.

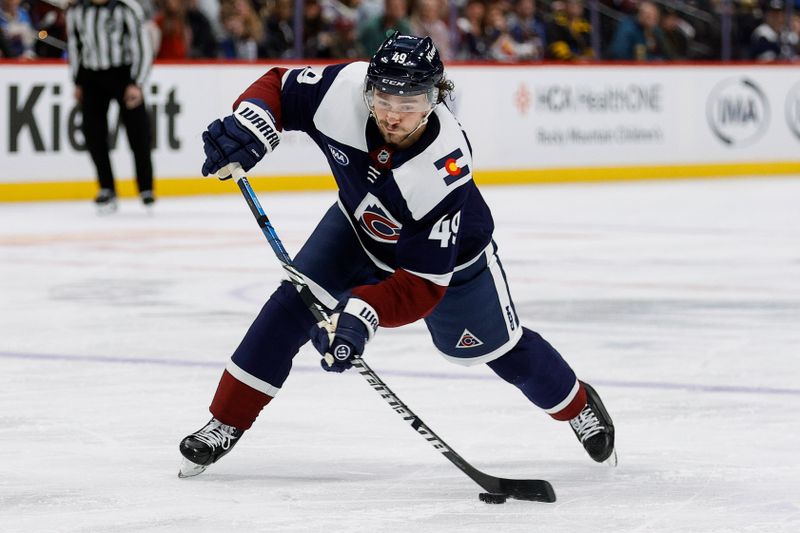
[{"left": 366, "top": 32, "right": 444, "bottom": 99}]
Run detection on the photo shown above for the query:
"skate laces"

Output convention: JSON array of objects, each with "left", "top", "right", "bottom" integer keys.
[
  {"left": 194, "top": 420, "right": 238, "bottom": 450},
  {"left": 570, "top": 405, "right": 604, "bottom": 442}
]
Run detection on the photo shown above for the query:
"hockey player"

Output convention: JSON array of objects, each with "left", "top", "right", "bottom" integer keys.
[{"left": 179, "top": 32, "right": 616, "bottom": 478}]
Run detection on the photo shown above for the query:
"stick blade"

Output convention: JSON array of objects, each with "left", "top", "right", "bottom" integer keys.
[{"left": 496, "top": 478, "right": 557, "bottom": 503}]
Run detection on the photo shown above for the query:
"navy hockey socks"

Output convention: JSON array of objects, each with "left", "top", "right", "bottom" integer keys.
[
  {"left": 487, "top": 328, "right": 587, "bottom": 420},
  {"left": 210, "top": 281, "right": 317, "bottom": 429}
]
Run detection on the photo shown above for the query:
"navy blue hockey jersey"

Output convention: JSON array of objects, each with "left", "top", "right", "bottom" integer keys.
[{"left": 275, "top": 62, "right": 495, "bottom": 287}]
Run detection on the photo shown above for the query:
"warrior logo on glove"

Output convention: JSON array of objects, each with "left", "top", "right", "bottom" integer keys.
[
  {"left": 236, "top": 102, "right": 280, "bottom": 151},
  {"left": 200, "top": 98, "right": 281, "bottom": 178},
  {"left": 334, "top": 344, "right": 352, "bottom": 362}
]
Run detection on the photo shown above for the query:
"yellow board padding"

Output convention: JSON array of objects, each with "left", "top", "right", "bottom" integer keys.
[
  {"left": 0, "top": 175, "right": 337, "bottom": 202},
  {"left": 1, "top": 161, "right": 799, "bottom": 202}
]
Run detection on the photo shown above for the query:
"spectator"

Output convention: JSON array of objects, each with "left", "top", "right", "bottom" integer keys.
[
  {"left": 357, "top": 0, "right": 384, "bottom": 25},
  {"left": 728, "top": 0, "right": 760, "bottom": 59},
  {"left": 260, "top": 0, "right": 293, "bottom": 57},
  {"left": 660, "top": 6, "right": 693, "bottom": 60},
  {"left": 508, "top": 0, "right": 547, "bottom": 57},
  {"left": 358, "top": 0, "right": 411, "bottom": 55},
  {"left": 219, "top": 0, "right": 262, "bottom": 59},
  {"left": 322, "top": 0, "right": 360, "bottom": 27},
  {"left": 186, "top": 0, "right": 217, "bottom": 58},
  {"left": 321, "top": 0, "right": 361, "bottom": 58},
  {"left": 606, "top": 0, "right": 675, "bottom": 60},
  {"left": 304, "top": 0, "right": 336, "bottom": 57},
  {"left": 790, "top": 12, "right": 800, "bottom": 58},
  {"left": 484, "top": 0, "right": 539, "bottom": 61},
  {"left": 545, "top": 0, "right": 593, "bottom": 60},
  {"left": 602, "top": 0, "right": 638, "bottom": 15},
  {"left": 0, "top": 0, "right": 36, "bottom": 58},
  {"left": 155, "top": 0, "right": 190, "bottom": 58},
  {"left": 410, "top": 0, "right": 452, "bottom": 59},
  {"left": 0, "top": 23, "right": 9, "bottom": 56},
  {"left": 29, "top": 0, "right": 69, "bottom": 58},
  {"left": 750, "top": 0, "right": 791, "bottom": 60},
  {"left": 195, "top": 0, "right": 225, "bottom": 44},
  {"left": 456, "top": 0, "right": 488, "bottom": 59}
]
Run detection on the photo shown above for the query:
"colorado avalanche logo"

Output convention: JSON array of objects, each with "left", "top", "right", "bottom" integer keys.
[
  {"left": 355, "top": 193, "right": 402, "bottom": 244},
  {"left": 456, "top": 329, "right": 484, "bottom": 349}
]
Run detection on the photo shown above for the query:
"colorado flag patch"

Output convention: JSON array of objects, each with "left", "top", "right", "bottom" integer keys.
[
  {"left": 434, "top": 148, "right": 471, "bottom": 185},
  {"left": 456, "top": 329, "right": 484, "bottom": 349}
]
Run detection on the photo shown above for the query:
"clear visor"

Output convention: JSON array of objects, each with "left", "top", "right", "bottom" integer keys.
[{"left": 366, "top": 88, "right": 436, "bottom": 114}]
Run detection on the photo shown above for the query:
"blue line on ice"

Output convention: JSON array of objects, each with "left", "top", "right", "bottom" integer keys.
[{"left": 1, "top": 350, "right": 798, "bottom": 397}]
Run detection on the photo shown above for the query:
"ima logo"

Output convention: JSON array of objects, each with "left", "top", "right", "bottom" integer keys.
[
  {"left": 354, "top": 193, "right": 403, "bottom": 243},
  {"left": 456, "top": 329, "right": 483, "bottom": 349},
  {"left": 786, "top": 81, "right": 800, "bottom": 141},
  {"left": 434, "top": 148, "right": 471, "bottom": 185},
  {"left": 706, "top": 78, "right": 769, "bottom": 147},
  {"left": 327, "top": 144, "right": 349, "bottom": 166}
]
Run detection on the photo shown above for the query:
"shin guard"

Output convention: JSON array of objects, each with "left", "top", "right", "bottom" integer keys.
[{"left": 487, "top": 328, "right": 587, "bottom": 420}]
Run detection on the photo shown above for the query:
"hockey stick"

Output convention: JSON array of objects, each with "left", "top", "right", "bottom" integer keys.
[{"left": 228, "top": 164, "right": 556, "bottom": 503}]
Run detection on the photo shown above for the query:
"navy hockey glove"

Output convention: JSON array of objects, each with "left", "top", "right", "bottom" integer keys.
[
  {"left": 311, "top": 298, "right": 379, "bottom": 373},
  {"left": 201, "top": 99, "right": 281, "bottom": 179}
]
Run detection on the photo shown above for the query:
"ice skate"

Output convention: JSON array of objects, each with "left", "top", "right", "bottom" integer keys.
[
  {"left": 570, "top": 381, "right": 617, "bottom": 466},
  {"left": 140, "top": 191, "right": 156, "bottom": 215},
  {"left": 94, "top": 189, "right": 117, "bottom": 215},
  {"left": 178, "top": 418, "right": 244, "bottom": 478}
]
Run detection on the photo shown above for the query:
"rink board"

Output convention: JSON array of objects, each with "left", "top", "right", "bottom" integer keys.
[{"left": 1, "top": 61, "right": 799, "bottom": 200}]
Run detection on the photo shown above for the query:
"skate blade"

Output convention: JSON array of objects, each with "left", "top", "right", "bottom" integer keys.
[
  {"left": 178, "top": 457, "right": 208, "bottom": 478},
  {"left": 96, "top": 202, "right": 118, "bottom": 215},
  {"left": 604, "top": 448, "right": 618, "bottom": 467}
]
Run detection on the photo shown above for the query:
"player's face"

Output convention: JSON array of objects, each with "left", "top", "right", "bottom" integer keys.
[{"left": 370, "top": 91, "right": 432, "bottom": 146}]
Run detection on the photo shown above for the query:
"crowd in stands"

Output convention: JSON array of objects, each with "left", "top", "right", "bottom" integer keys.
[{"left": 2, "top": 0, "right": 798, "bottom": 61}]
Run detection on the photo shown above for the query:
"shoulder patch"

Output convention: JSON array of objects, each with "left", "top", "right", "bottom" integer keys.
[{"left": 433, "top": 148, "right": 471, "bottom": 185}]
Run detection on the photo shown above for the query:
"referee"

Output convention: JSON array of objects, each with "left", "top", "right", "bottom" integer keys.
[{"left": 66, "top": 0, "right": 155, "bottom": 212}]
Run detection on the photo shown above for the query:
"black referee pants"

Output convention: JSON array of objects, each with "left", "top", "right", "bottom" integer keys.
[{"left": 80, "top": 66, "right": 153, "bottom": 194}]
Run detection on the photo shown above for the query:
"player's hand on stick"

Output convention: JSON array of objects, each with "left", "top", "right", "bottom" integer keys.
[
  {"left": 201, "top": 98, "right": 281, "bottom": 179},
  {"left": 311, "top": 298, "right": 379, "bottom": 373}
]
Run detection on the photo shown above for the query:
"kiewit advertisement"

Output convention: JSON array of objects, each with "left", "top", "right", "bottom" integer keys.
[
  {"left": 0, "top": 64, "right": 329, "bottom": 184},
  {"left": 1, "top": 63, "right": 799, "bottom": 196}
]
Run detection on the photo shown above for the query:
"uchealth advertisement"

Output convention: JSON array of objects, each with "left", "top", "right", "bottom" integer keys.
[{"left": 1, "top": 63, "right": 799, "bottom": 193}]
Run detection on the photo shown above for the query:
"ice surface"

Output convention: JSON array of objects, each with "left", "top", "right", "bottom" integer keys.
[{"left": 1, "top": 178, "right": 799, "bottom": 532}]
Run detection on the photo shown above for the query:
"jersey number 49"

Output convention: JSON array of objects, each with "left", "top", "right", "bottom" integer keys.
[{"left": 429, "top": 212, "right": 460, "bottom": 248}]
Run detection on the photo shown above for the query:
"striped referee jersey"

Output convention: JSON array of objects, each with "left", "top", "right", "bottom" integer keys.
[{"left": 66, "top": 0, "right": 152, "bottom": 86}]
